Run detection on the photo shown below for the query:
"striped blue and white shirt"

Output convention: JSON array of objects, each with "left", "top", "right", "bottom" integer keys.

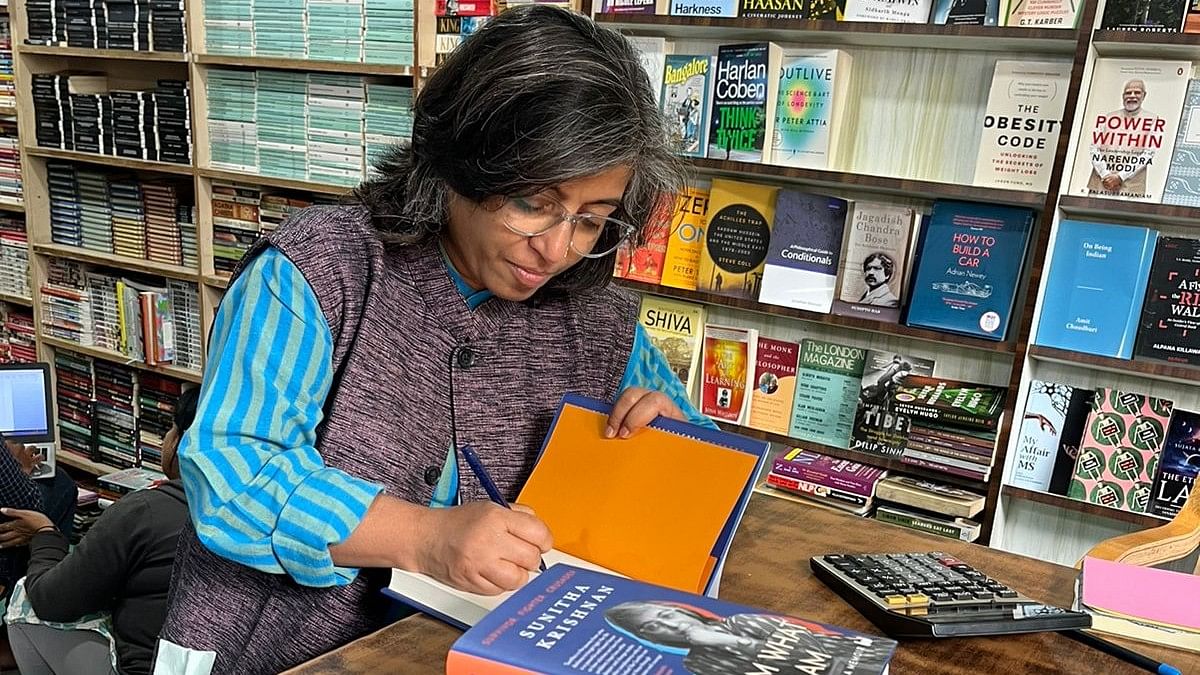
[{"left": 178, "top": 246, "right": 714, "bottom": 588}]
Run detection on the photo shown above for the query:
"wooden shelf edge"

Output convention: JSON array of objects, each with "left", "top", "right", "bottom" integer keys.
[
  {"left": 1058, "top": 195, "right": 1200, "bottom": 228},
  {"left": 1027, "top": 345, "right": 1200, "bottom": 386},
  {"left": 24, "top": 146, "right": 195, "bottom": 176},
  {"left": 616, "top": 278, "right": 1017, "bottom": 354},
  {"left": 202, "top": 273, "right": 230, "bottom": 289},
  {"left": 194, "top": 53, "right": 415, "bottom": 76},
  {"left": 1001, "top": 485, "right": 1169, "bottom": 528},
  {"left": 196, "top": 167, "right": 352, "bottom": 196},
  {"left": 32, "top": 243, "right": 200, "bottom": 281},
  {"left": 56, "top": 452, "right": 120, "bottom": 476},
  {"left": 0, "top": 292, "right": 33, "bottom": 306},
  {"left": 18, "top": 44, "right": 188, "bottom": 61},
  {"left": 40, "top": 336, "right": 204, "bottom": 383}
]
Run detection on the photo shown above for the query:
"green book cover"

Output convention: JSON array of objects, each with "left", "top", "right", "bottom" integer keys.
[{"left": 789, "top": 339, "right": 866, "bottom": 448}]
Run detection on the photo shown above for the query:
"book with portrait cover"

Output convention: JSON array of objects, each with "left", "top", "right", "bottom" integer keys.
[
  {"left": 1150, "top": 409, "right": 1200, "bottom": 518},
  {"left": 850, "top": 350, "right": 936, "bottom": 459},
  {"left": 771, "top": 49, "right": 852, "bottom": 170},
  {"left": 697, "top": 178, "right": 778, "bottom": 299},
  {"left": 747, "top": 336, "right": 799, "bottom": 435},
  {"left": 1001, "top": 0, "right": 1080, "bottom": 28},
  {"left": 791, "top": 339, "right": 866, "bottom": 449},
  {"left": 1068, "top": 58, "right": 1191, "bottom": 203},
  {"left": 662, "top": 55, "right": 715, "bottom": 158},
  {"left": 707, "top": 42, "right": 783, "bottom": 163},
  {"left": 1099, "top": 0, "right": 1187, "bottom": 31},
  {"left": 973, "top": 60, "right": 1071, "bottom": 191},
  {"left": 1134, "top": 236, "right": 1200, "bottom": 365},
  {"left": 701, "top": 324, "right": 758, "bottom": 424},
  {"left": 1069, "top": 388, "right": 1174, "bottom": 514},
  {"left": 638, "top": 295, "right": 706, "bottom": 398},
  {"left": 832, "top": 202, "right": 916, "bottom": 324},
  {"left": 660, "top": 183, "right": 710, "bottom": 291},
  {"left": 447, "top": 564, "right": 896, "bottom": 675},
  {"left": 759, "top": 190, "right": 848, "bottom": 313},
  {"left": 905, "top": 200, "right": 1035, "bottom": 341}
]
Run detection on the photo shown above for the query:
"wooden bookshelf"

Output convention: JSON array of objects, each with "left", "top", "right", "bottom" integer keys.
[
  {"left": 196, "top": 167, "right": 352, "bottom": 196},
  {"left": 33, "top": 243, "right": 200, "bottom": 281},
  {"left": 1001, "top": 485, "right": 1169, "bottom": 529},
  {"left": 202, "top": 273, "right": 230, "bottom": 289},
  {"left": 689, "top": 158, "right": 1047, "bottom": 209},
  {"left": 1058, "top": 195, "right": 1200, "bottom": 229},
  {"left": 24, "top": 146, "right": 195, "bottom": 176},
  {"left": 57, "top": 451, "right": 120, "bottom": 477},
  {"left": 594, "top": 15, "right": 1079, "bottom": 54},
  {"left": 41, "top": 335, "right": 204, "bottom": 383},
  {"left": 0, "top": 200, "right": 25, "bottom": 213},
  {"left": 718, "top": 422, "right": 990, "bottom": 490},
  {"left": 0, "top": 291, "right": 33, "bottom": 306},
  {"left": 1091, "top": 30, "right": 1200, "bottom": 58},
  {"left": 194, "top": 54, "right": 415, "bottom": 77},
  {"left": 17, "top": 45, "right": 189, "bottom": 62},
  {"left": 1027, "top": 345, "right": 1200, "bottom": 387},
  {"left": 616, "top": 278, "right": 1017, "bottom": 354}
]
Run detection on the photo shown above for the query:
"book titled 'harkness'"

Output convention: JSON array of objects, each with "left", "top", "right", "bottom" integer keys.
[{"left": 447, "top": 564, "right": 897, "bottom": 675}]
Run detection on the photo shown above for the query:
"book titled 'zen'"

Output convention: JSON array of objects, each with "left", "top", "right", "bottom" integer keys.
[{"left": 447, "top": 564, "right": 897, "bottom": 675}]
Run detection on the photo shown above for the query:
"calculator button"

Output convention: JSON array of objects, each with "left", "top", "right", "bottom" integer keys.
[
  {"left": 931, "top": 593, "right": 953, "bottom": 603},
  {"left": 972, "top": 591, "right": 994, "bottom": 601},
  {"left": 906, "top": 593, "right": 929, "bottom": 605},
  {"left": 884, "top": 594, "right": 907, "bottom": 606},
  {"left": 997, "top": 589, "right": 1019, "bottom": 599},
  {"left": 874, "top": 588, "right": 898, "bottom": 598},
  {"left": 954, "top": 592, "right": 974, "bottom": 601}
]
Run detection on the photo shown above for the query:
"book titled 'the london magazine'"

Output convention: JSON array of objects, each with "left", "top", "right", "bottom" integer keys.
[{"left": 446, "top": 564, "right": 897, "bottom": 675}]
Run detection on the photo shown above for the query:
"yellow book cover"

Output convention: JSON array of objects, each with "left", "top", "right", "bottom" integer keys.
[
  {"left": 659, "top": 184, "right": 710, "bottom": 291},
  {"left": 638, "top": 295, "right": 706, "bottom": 399},
  {"left": 747, "top": 337, "right": 800, "bottom": 436},
  {"left": 697, "top": 178, "right": 778, "bottom": 300}
]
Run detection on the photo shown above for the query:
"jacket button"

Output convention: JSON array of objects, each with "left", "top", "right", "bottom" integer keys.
[
  {"left": 423, "top": 466, "right": 441, "bottom": 486},
  {"left": 456, "top": 347, "right": 476, "bottom": 369}
]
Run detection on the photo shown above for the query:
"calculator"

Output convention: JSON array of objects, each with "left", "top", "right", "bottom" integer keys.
[{"left": 811, "top": 553, "right": 1092, "bottom": 638}]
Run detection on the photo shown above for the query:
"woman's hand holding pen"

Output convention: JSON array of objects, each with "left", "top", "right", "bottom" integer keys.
[
  {"left": 413, "top": 502, "right": 552, "bottom": 596},
  {"left": 605, "top": 387, "right": 686, "bottom": 439}
]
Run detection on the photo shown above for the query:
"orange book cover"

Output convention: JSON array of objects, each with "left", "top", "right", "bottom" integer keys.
[
  {"left": 660, "top": 185, "right": 710, "bottom": 290},
  {"left": 612, "top": 219, "right": 669, "bottom": 284}
]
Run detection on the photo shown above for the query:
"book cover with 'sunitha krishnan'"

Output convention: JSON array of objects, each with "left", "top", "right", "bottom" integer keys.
[
  {"left": 1134, "top": 236, "right": 1200, "bottom": 366},
  {"left": 447, "top": 564, "right": 897, "bottom": 675}
]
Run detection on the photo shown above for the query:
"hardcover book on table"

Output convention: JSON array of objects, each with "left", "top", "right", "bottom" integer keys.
[
  {"left": 772, "top": 448, "right": 887, "bottom": 498},
  {"left": 447, "top": 564, "right": 897, "bottom": 675},
  {"left": 1134, "top": 236, "right": 1200, "bottom": 365},
  {"left": 758, "top": 190, "right": 848, "bottom": 313},
  {"left": 1069, "top": 388, "right": 1174, "bottom": 514}
]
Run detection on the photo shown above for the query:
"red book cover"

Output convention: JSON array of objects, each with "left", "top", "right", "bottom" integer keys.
[
  {"left": 700, "top": 324, "right": 757, "bottom": 423},
  {"left": 747, "top": 337, "right": 799, "bottom": 435}
]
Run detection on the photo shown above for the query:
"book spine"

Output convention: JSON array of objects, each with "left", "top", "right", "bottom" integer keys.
[
  {"left": 766, "top": 472, "right": 870, "bottom": 507},
  {"left": 907, "top": 425, "right": 994, "bottom": 449},
  {"left": 900, "top": 454, "right": 988, "bottom": 481},
  {"left": 905, "top": 438, "right": 992, "bottom": 464},
  {"left": 906, "top": 431, "right": 994, "bottom": 456},
  {"left": 875, "top": 509, "right": 975, "bottom": 541},
  {"left": 891, "top": 401, "right": 999, "bottom": 431},
  {"left": 771, "top": 457, "right": 877, "bottom": 497}
]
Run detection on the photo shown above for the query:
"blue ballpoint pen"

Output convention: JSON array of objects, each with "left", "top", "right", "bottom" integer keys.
[{"left": 459, "top": 444, "right": 548, "bottom": 572}]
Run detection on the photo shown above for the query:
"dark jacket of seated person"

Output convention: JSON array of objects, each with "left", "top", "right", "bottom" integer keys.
[{"left": 9, "top": 387, "right": 198, "bottom": 675}]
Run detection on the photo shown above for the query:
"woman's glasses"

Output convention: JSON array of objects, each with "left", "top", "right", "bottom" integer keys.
[{"left": 500, "top": 195, "right": 636, "bottom": 259}]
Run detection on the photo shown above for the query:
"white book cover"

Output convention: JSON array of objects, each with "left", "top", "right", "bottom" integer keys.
[
  {"left": 771, "top": 49, "right": 852, "bottom": 171},
  {"left": 1069, "top": 58, "right": 1192, "bottom": 203},
  {"left": 844, "top": 0, "right": 933, "bottom": 22},
  {"left": 973, "top": 60, "right": 1072, "bottom": 192}
]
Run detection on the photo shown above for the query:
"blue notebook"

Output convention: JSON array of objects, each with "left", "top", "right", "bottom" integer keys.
[{"left": 1035, "top": 219, "right": 1158, "bottom": 359}]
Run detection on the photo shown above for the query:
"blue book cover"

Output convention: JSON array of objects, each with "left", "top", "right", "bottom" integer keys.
[
  {"left": 662, "top": 55, "right": 714, "bottom": 159},
  {"left": 1150, "top": 409, "right": 1200, "bottom": 518},
  {"left": 448, "top": 564, "right": 897, "bottom": 675},
  {"left": 670, "top": 0, "right": 738, "bottom": 15},
  {"left": 905, "top": 200, "right": 1034, "bottom": 341},
  {"left": 1035, "top": 219, "right": 1158, "bottom": 359},
  {"left": 759, "top": 190, "right": 848, "bottom": 313}
]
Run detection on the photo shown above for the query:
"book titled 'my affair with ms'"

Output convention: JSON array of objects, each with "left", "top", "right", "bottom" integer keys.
[{"left": 446, "top": 564, "right": 897, "bottom": 675}]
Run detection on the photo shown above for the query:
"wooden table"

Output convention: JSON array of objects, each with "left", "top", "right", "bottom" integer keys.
[{"left": 287, "top": 494, "right": 1200, "bottom": 674}]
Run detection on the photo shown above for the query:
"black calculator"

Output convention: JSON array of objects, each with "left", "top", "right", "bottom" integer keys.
[{"left": 811, "top": 553, "right": 1092, "bottom": 638}]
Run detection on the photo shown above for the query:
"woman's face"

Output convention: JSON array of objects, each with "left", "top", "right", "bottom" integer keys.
[{"left": 442, "top": 165, "right": 632, "bottom": 301}]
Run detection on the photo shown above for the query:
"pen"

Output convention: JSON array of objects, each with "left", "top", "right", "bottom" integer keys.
[
  {"left": 458, "top": 444, "right": 547, "bottom": 572},
  {"left": 1061, "top": 630, "right": 1182, "bottom": 675}
]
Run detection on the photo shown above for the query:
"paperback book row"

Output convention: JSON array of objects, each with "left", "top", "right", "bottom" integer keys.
[
  {"left": 205, "top": 0, "right": 413, "bottom": 64},
  {"left": 1068, "top": 58, "right": 1200, "bottom": 207},
  {"left": 0, "top": 214, "right": 29, "bottom": 299},
  {"left": 32, "top": 73, "right": 192, "bottom": 166},
  {"left": 24, "top": 0, "right": 186, "bottom": 51},
  {"left": 47, "top": 161, "right": 198, "bottom": 268},
  {"left": 433, "top": 1, "right": 576, "bottom": 66},
  {"left": 0, "top": 305, "right": 35, "bottom": 364},
  {"left": 0, "top": 16, "right": 14, "bottom": 108},
  {"left": 1035, "top": 219, "right": 1200, "bottom": 367},
  {"left": 40, "top": 257, "right": 203, "bottom": 372},
  {"left": 0, "top": 114, "right": 23, "bottom": 207},
  {"left": 638, "top": 295, "right": 1007, "bottom": 483},
  {"left": 634, "top": 37, "right": 1068, "bottom": 194},
  {"left": 1012, "top": 380, "right": 1198, "bottom": 519},
  {"left": 210, "top": 181, "right": 336, "bottom": 275},
  {"left": 617, "top": 177, "right": 1035, "bottom": 342},
  {"left": 763, "top": 447, "right": 987, "bottom": 542},
  {"left": 600, "top": 0, "right": 1079, "bottom": 27},
  {"left": 206, "top": 68, "right": 413, "bottom": 187},
  {"left": 52, "top": 348, "right": 186, "bottom": 470}
]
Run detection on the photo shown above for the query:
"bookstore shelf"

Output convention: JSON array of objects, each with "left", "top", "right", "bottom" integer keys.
[
  {"left": 33, "top": 243, "right": 199, "bottom": 282},
  {"left": 1000, "top": 485, "right": 1169, "bottom": 529},
  {"left": 1058, "top": 195, "right": 1200, "bottom": 229},
  {"left": 594, "top": 15, "right": 1079, "bottom": 54},
  {"left": 41, "top": 335, "right": 204, "bottom": 383},
  {"left": 1091, "top": 30, "right": 1200, "bottom": 58},
  {"left": 0, "top": 291, "right": 32, "bottom": 306},
  {"left": 202, "top": 273, "right": 229, "bottom": 290},
  {"left": 195, "top": 167, "right": 351, "bottom": 196},
  {"left": 689, "top": 158, "right": 1047, "bottom": 209},
  {"left": 1027, "top": 345, "right": 1200, "bottom": 387},
  {"left": 24, "top": 146, "right": 194, "bottom": 176},
  {"left": 56, "top": 451, "right": 120, "bottom": 477},
  {"left": 0, "top": 200, "right": 23, "bottom": 213},
  {"left": 616, "top": 279, "right": 1017, "bottom": 354},
  {"left": 17, "top": 45, "right": 188, "bottom": 62},
  {"left": 194, "top": 54, "right": 415, "bottom": 77},
  {"left": 719, "top": 422, "right": 989, "bottom": 490}
]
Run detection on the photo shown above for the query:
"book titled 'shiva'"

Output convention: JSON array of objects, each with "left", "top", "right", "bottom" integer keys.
[
  {"left": 1035, "top": 220, "right": 1158, "bottom": 359},
  {"left": 905, "top": 200, "right": 1034, "bottom": 340},
  {"left": 447, "top": 564, "right": 897, "bottom": 675}
]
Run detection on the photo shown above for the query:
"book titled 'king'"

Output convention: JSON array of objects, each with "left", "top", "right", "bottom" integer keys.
[
  {"left": 447, "top": 564, "right": 897, "bottom": 675},
  {"left": 905, "top": 200, "right": 1034, "bottom": 341}
]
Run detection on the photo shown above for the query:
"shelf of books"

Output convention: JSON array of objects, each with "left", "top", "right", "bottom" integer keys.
[
  {"left": 32, "top": 243, "right": 199, "bottom": 281},
  {"left": 196, "top": 167, "right": 352, "bottom": 197},
  {"left": 23, "top": 147, "right": 195, "bottom": 176},
  {"left": 41, "top": 337, "right": 203, "bottom": 384}
]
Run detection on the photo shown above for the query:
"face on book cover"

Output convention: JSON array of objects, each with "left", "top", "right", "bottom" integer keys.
[{"left": 443, "top": 166, "right": 632, "bottom": 301}]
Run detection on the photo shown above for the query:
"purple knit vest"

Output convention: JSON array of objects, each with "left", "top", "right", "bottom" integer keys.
[{"left": 159, "top": 205, "right": 637, "bottom": 673}]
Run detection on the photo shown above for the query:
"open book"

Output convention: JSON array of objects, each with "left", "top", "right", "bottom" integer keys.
[{"left": 385, "top": 393, "right": 769, "bottom": 629}]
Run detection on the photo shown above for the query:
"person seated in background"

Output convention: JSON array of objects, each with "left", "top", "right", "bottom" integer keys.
[
  {"left": 0, "top": 434, "right": 77, "bottom": 598},
  {"left": 1, "top": 386, "right": 199, "bottom": 675}
]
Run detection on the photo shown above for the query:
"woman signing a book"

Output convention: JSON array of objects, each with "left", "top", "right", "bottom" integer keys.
[{"left": 154, "top": 6, "right": 715, "bottom": 674}]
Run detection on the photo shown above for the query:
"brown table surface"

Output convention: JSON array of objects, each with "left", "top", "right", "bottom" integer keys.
[{"left": 286, "top": 493, "right": 1200, "bottom": 674}]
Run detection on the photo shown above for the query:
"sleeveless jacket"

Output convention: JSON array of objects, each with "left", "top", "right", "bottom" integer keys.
[{"left": 159, "top": 205, "right": 638, "bottom": 673}]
